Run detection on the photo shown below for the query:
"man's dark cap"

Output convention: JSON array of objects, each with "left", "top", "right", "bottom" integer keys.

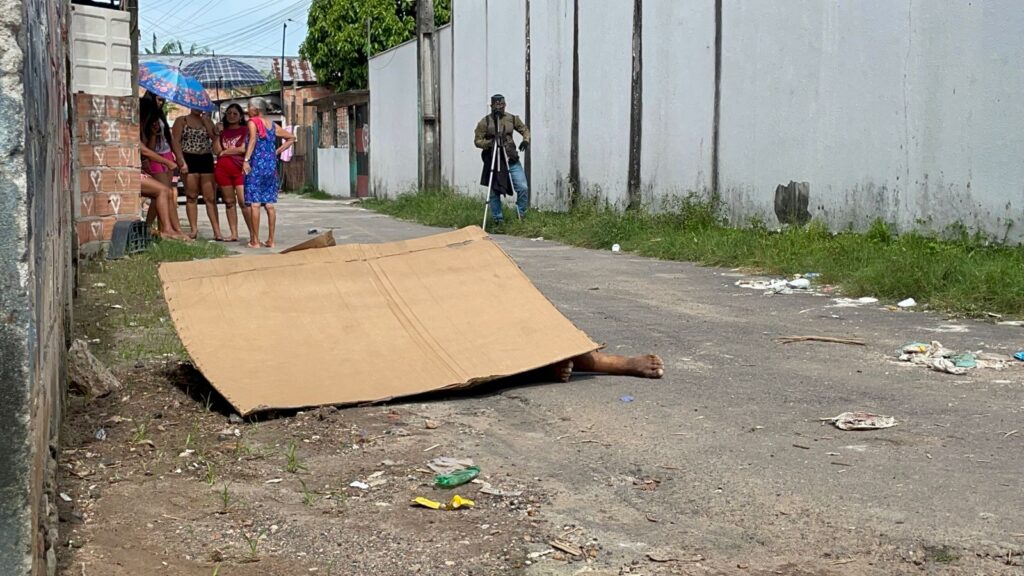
[{"left": 490, "top": 94, "right": 505, "bottom": 103}]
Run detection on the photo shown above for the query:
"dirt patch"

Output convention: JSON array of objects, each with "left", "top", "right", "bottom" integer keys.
[{"left": 57, "top": 364, "right": 551, "bottom": 575}]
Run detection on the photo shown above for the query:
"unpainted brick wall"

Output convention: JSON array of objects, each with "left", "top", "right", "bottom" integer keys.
[
  {"left": 0, "top": 1, "right": 73, "bottom": 575},
  {"left": 74, "top": 93, "right": 141, "bottom": 253}
]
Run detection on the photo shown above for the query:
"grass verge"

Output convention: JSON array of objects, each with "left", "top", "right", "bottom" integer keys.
[
  {"left": 75, "top": 239, "right": 230, "bottom": 366},
  {"left": 363, "top": 189, "right": 1024, "bottom": 317},
  {"left": 290, "top": 185, "right": 336, "bottom": 200}
]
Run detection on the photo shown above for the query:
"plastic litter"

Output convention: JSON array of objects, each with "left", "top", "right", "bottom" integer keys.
[
  {"left": 94, "top": 428, "right": 107, "bottom": 441},
  {"left": 822, "top": 411, "right": 897, "bottom": 431},
  {"left": 434, "top": 465, "right": 480, "bottom": 488},
  {"left": 830, "top": 296, "right": 879, "bottom": 307},
  {"left": 412, "top": 495, "right": 475, "bottom": 510},
  {"left": 950, "top": 353, "right": 977, "bottom": 369},
  {"left": 997, "top": 321, "right": 1024, "bottom": 327},
  {"left": 897, "top": 298, "right": 917, "bottom": 308},
  {"left": 788, "top": 278, "right": 811, "bottom": 289},
  {"left": 620, "top": 395, "right": 635, "bottom": 403},
  {"left": 427, "top": 457, "right": 475, "bottom": 475},
  {"left": 1015, "top": 352, "right": 1024, "bottom": 361},
  {"left": 611, "top": 244, "right": 621, "bottom": 252},
  {"left": 307, "top": 228, "right": 322, "bottom": 235},
  {"left": 899, "top": 340, "right": 1009, "bottom": 374},
  {"left": 349, "top": 481, "right": 370, "bottom": 490}
]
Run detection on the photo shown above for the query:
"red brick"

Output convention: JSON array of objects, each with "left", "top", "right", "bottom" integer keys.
[
  {"left": 80, "top": 191, "right": 141, "bottom": 218},
  {"left": 77, "top": 218, "right": 114, "bottom": 243},
  {"left": 79, "top": 168, "right": 140, "bottom": 194},
  {"left": 76, "top": 119, "right": 137, "bottom": 144},
  {"left": 78, "top": 144, "right": 140, "bottom": 169}
]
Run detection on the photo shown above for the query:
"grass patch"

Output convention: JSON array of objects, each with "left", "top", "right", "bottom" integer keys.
[
  {"left": 363, "top": 189, "right": 1024, "bottom": 316},
  {"left": 291, "top": 184, "right": 336, "bottom": 200},
  {"left": 75, "top": 238, "right": 230, "bottom": 367}
]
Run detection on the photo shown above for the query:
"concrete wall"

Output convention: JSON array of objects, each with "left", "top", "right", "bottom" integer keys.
[
  {"left": 640, "top": 0, "right": 715, "bottom": 206},
  {"left": 0, "top": 1, "right": 73, "bottom": 575},
  {"left": 528, "top": 0, "right": 573, "bottom": 210},
  {"left": 576, "top": 0, "right": 633, "bottom": 207},
  {"left": 317, "top": 147, "right": 351, "bottom": 197},
  {"left": 369, "top": 0, "right": 1024, "bottom": 241},
  {"left": 718, "top": 0, "right": 1024, "bottom": 239},
  {"left": 368, "top": 39, "right": 418, "bottom": 198}
]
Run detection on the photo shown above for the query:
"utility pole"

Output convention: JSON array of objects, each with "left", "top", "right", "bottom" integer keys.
[
  {"left": 281, "top": 19, "right": 290, "bottom": 123},
  {"left": 416, "top": 0, "right": 440, "bottom": 190}
]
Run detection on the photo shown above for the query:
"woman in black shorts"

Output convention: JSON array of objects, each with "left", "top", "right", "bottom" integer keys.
[{"left": 173, "top": 108, "right": 222, "bottom": 240}]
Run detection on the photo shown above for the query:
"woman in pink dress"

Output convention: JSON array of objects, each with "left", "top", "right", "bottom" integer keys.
[{"left": 213, "top": 103, "right": 250, "bottom": 242}]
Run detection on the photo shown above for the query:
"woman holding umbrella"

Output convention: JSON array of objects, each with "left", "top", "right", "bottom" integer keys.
[{"left": 139, "top": 61, "right": 218, "bottom": 237}]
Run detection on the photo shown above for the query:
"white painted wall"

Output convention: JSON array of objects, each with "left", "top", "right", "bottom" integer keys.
[
  {"left": 529, "top": 0, "right": 574, "bottom": 210},
  {"left": 641, "top": 0, "right": 715, "bottom": 207},
  {"left": 719, "top": 1, "right": 911, "bottom": 228},
  {"left": 719, "top": 0, "right": 1024, "bottom": 240},
  {"left": 439, "top": 25, "right": 455, "bottom": 186},
  {"left": 450, "top": 0, "right": 528, "bottom": 197},
  {"left": 70, "top": 4, "right": 132, "bottom": 96},
  {"left": 317, "top": 148, "right": 350, "bottom": 197},
  {"left": 370, "top": 0, "right": 1024, "bottom": 241},
  {"left": 368, "top": 40, "right": 419, "bottom": 198},
  {"left": 577, "top": 0, "right": 633, "bottom": 207}
]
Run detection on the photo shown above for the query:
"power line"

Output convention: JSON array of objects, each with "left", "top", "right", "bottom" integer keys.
[
  {"left": 160, "top": 0, "right": 282, "bottom": 38},
  {"left": 197, "top": 1, "right": 309, "bottom": 50}
]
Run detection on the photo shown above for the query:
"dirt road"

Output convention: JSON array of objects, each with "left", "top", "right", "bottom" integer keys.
[{"left": 60, "top": 197, "right": 1024, "bottom": 575}]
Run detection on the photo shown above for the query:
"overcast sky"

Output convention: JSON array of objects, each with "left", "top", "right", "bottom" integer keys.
[{"left": 139, "top": 0, "right": 311, "bottom": 57}]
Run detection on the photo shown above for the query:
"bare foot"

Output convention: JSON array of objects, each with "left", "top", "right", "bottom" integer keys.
[
  {"left": 246, "top": 240, "right": 260, "bottom": 248},
  {"left": 188, "top": 231, "right": 198, "bottom": 240},
  {"left": 626, "top": 354, "right": 664, "bottom": 378},
  {"left": 550, "top": 359, "right": 574, "bottom": 383},
  {"left": 261, "top": 240, "right": 275, "bottom": 248}
]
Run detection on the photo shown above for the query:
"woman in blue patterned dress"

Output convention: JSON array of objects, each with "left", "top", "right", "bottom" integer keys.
[{"left": 242, "top": 97, "right": 294, "bottom": 248}]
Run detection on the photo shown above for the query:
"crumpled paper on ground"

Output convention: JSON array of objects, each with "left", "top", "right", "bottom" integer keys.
[
  {"left": 822, "top": 411, "right": 897, "bottom": 430},
  {"left": 427, "top": 457, "right": 475, "bottom": 475}
]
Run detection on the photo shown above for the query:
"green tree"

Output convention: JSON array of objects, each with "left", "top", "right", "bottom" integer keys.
[
  {"left": 144, "top": 34, "right": 211, "bottom": 56},
  {"left": 300, "top": 0, "right": 450, "bottom": 91}
]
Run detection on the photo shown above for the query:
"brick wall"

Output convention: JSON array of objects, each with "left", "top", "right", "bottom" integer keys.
[
  {"left": 73, "top": 93, "right": 141, "bottom": 254},
  {"left": 0, "top": 1, "right": 73, "bottom": 575}
]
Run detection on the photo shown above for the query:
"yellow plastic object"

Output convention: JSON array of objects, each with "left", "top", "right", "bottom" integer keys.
[
  {"left": 448, "top": 495, "right": 475, "bottom": 509},
  {"left": 413, "top": 497, "right": 442, "bottom": 509},
  {"left": 411, "top": 495, "right": 475, "bottom": 510}
]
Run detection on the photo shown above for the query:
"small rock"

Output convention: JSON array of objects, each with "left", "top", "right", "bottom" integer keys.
[
  {"left": 979, "top": 512, "right": 995, "bottom": 520},
  {"left": 93, "top": 428, "right": 106, "bottom": 441},
  {"left": 68, "top": 340, "right": 122, "bottom": 398},
  {"left": 425, "top": 419, "right": 440, "bottom": 430},
  {"left": 228, "top": 414, "right": 244, "bottom": 425}
]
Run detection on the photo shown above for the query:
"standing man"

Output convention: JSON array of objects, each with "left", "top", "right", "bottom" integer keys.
[{"left": 475, "top": 94, "right": 530, "bottom": 225}]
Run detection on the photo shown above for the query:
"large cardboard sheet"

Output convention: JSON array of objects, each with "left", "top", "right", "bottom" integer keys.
[{"left": 159, "top": 227, "right": 600, "bottom": 415}]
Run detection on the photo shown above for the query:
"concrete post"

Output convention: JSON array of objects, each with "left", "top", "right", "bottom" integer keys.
[{"left": 417, "top": 0, "right": 441, "bottom": 191}]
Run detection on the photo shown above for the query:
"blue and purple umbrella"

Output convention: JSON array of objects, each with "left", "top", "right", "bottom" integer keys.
[{"left": 139, "top": 61, "right": 216, "bottom": 112}]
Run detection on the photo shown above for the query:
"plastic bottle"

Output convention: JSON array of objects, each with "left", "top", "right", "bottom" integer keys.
[{"left": 434, "top": 466, "right": 480, "bottom": 488}]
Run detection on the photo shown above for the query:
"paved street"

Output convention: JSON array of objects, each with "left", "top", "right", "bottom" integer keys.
[{"left": 189, "top": 196, "right": 1024, "bottom": 573}]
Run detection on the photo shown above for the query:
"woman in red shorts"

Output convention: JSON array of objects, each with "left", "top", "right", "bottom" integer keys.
[{"left": 213, "top": 103, "right": 250, "bottom": 242}]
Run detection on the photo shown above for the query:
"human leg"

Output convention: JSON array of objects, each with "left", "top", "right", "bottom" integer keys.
[
  {"left": 184, "top": 173, "right": 200, "bottom": 238},
  {"left": 248, "top": 202, "right": 262, "bottom": 248},
  {"left": 234, "top": 186, "right": 253, "bottom": 243},
  {"left": 141, "top": 177, "right": 189, "bottom": 240},
  {"left": 200, "top": 173, "right": 223, "bottom": 240},
  {"left": 509, "top": 162, "right": 529, "bottom": 217},
  {"left": 262, "top": 203, "right": 276, "bottom": 248},
  {"left": 489, "top": 190, "right": 504, "bottom": 224},
  {"left": 570, "top": 351, "right": 664, "bottom": 379}
]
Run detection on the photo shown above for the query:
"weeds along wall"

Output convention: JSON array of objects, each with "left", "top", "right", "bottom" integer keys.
[{"left": 368, "top": 0, "right": 1024, "bottom": 242}]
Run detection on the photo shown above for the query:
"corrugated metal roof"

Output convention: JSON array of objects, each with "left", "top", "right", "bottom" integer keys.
[{"left": 143, "top": 55, "right": 318, "bottom": 84}]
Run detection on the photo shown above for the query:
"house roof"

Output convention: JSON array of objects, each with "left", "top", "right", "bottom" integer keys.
[{"left": 142, "top": 55, "right": 319, "bottom": 84}]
